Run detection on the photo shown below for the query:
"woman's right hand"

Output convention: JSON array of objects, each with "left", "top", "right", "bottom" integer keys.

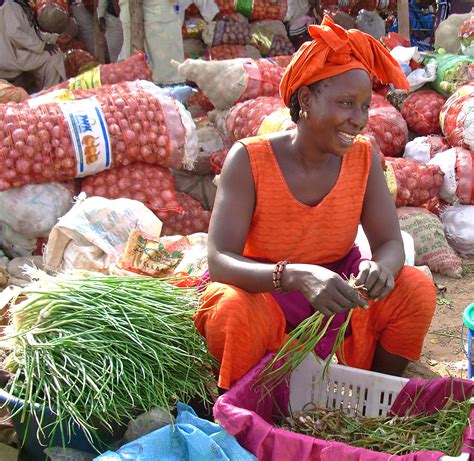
[{"left": 284, "top": 264, "right": 368, "bottom": 316}]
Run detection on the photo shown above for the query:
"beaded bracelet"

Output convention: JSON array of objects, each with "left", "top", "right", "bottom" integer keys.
[{"left": 272, "top": 260, "right": 289, "bottom": 293}]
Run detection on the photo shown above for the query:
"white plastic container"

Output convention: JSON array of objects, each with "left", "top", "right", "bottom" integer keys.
[{"left": 289, "top": 354, "right": 469, "bottom": 461}]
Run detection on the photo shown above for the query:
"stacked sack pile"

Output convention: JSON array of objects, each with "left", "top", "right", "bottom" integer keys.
[
  {"left": 177, "top": 7, "right": 474, "bottom": 282},
  {"left": 0, "top": 3, "right": 473, "bottom": 286},
  {"left": 0, "top": 54, "right": 215, "bottom": 281}
]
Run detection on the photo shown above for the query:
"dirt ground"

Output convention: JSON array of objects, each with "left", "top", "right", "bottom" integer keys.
[{"left": 406, "top": 256, "right": 474, "bottom": 380}]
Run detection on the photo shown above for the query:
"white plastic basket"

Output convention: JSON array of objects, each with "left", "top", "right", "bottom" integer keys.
[{"left": 289, "top": 353, "right": 469, "bottom": 461}]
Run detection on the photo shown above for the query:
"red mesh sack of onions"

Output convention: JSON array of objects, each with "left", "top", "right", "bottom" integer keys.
[
  {"left": 214, "top": 96, "right": 290, "bottom": 141},
  {"left": 363, "top": 132, "right": 386, "bottom": 169},
  {"left": 439, "top": 83, "right": 474, "bottom": 152},
  {"left": 268, "top": 55, "right": 293, "bottom": 68},
  {"left": 205, "top": 45, "right": 261, "bottom": 61},
  {"left": 161, "top": 192, "right": 211, "bottom": 236},
  {"left": 210, "top": 149, "right": 228, "bottom": 174},
  {"left": 57, "top": 34, "right": 88, "bottom": 53},
  {"left": 42, "top": 52, "right": 152, "bottom": 94},
  {"left": 428, "top": 147, "right": 474, "bottom": 205},
  {"left": 403, "top": 135, "right": 450, "bottom": 164},
  {"left": 81, "top": 163, "right": 183, "bottom": 221},
  {"left": 400, "top": 90, "right": 446, "bottom": 136},
  {"left": 178, "top": 58, "right": 284, "bottom": 110},
  {"left": 0, "top": 80, "right": 29, "bottom": 104},
  {"left": 215, "top": 0, "right": 235, "bottom": 15},
  {"left": 249, "top": 0, "right": 288, "bottom": 20},
  {"left": 385, "top": 157, "right": 444, "bottom": 208},
  {"left": 0, "top": 91, "right": 192, "bottom": 191},
  {"left": 64, "top": 49, "right": 99, "bottom": 79},
  {"left": 362, "top": 105, "right": 408, "bottom": 157},
  {"left": 35, "top": 0, "right": 69, "bottom": 33},
  {"left": 203, "top": 17, "right": 251, "bottom": 47},
  {"left": 370, "top": 92, "right": 392, "bottom": 109}
]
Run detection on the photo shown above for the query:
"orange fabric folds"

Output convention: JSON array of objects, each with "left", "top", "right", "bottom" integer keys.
[{"left": 279, "top": 16, "right": 409, "bottom": 106}]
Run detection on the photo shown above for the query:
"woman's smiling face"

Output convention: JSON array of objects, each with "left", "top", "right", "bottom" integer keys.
[{"left": 299, "top": 69, "right": 372, "bottom": 157}]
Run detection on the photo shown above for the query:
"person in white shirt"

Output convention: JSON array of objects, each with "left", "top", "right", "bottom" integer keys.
[
  {"left": 0, "top": 0, "right": 66, "bottom": 90},
  {"left": 119, "top": 0, "right": 219, "bottom": 84},
  {"left": 97, "top": 0, "right": 123, "bottom": 62}
]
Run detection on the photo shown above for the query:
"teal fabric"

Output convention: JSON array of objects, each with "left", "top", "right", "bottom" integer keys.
[{"left": 94, "top": 403, "right": 257, "bottom": 461}]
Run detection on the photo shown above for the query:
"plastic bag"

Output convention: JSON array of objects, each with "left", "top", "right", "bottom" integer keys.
[
  {"left": 460, "top": 16, "right": 474, "bottom": 57},
  {"left": 182, "top": 17, "right": 206, "bottom": 39},
  {"left": 428, "top": 147, "right": 474, "bottom": 204},
  {"left": 0, "top": 80, "right": 29, "bottom": 104},
  {"left": 161, "top": 192, "right": 211, "bottom": 236},
  {"left": 44, "top": 195, "right": 162, "bottom": 272},
  {"left": 81, "top": 163, "right": 182, "bottom": 222},
  {"left": 178, "top": 58, "right": 284, "bottom": 110},
  {"left": 64, "top": 49, "right": 98, "bottom": 79},
  {"left": 384, "top": 157, "right": 444, "bottom": 208},
  {"left": 40, "top": 52, "right": 152, "bottom": 94},
  {"left": 212, "top": 96, "right": 289, "bottom": 141},
  {"left": 363, "top": 105, "right": 408, "bottom": 157},
  {"left": 397, "top": 207, "right": 462, "bottom": 277},
  {"left": 95, "top": 402, "right": 256, "bottom": 461},
  {"left": 0, "top": 88, "right": 196, "bottom": 190},
  {"left": 439, "top": 82, "right": 474, "bottom": 151},
  {"left": 424, "top": 53, "right": 474, "bottom": 96},
  {"left": 119, "top": 231, "right": 192, "bottom": 277},
  {"left": 355, "top": 10, "right": 385, "bottom": 40},
  {"left": 400, "top": 90, "right": 446, "bottom": 136},
  {"left": 44, "top": 447, "right": 94, "bottom": 461},
  {"left": 205, "top": 45, "right": 262, "bottom": 60},
  {"left": 403, "top": 135, "right": 450, "bottom": 163},
  {"left": 441, "top": 204, "right": 474, "bottom": 255},
  {"left": 0, "top": 183, "right": 73, "bottom": 239},
  {"left": 35, "top": 0, "right": 69, "bottom": 33}
]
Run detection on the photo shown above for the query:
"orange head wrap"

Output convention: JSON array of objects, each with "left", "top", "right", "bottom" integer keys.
[{"left": 279, "top": 16, "right": 409, "bottom": 107}]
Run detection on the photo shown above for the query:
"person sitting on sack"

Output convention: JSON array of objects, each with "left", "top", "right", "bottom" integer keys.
[
  {"left": 0, "top": 0, "right": 66, "bottom": 91},
  {"left": 195, "top": 16, "right": 436, "bottom": 391}
]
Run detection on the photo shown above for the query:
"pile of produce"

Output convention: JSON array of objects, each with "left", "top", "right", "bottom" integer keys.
[
  {"left": 2, "top": 272, "right": 216, "bottom": 449},
  {"left": 280, "top": 399, "right": 471, "bottom": 456}
]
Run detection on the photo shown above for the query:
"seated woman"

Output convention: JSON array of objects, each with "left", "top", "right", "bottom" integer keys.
[
  {"left": 0, "top": 0, "right": 66, "bottom": 91},
  {"left": 195, "top": 16, "right": 436, "bottom": 391}
]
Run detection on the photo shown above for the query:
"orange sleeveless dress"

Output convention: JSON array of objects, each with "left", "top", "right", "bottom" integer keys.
[{"left": 195, "top": 136, "right": 436, "bottom": 389}]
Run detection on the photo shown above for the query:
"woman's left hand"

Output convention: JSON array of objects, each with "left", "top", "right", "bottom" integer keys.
[{"left": 355, "top": 260, "right": 395, "bottom": 302}]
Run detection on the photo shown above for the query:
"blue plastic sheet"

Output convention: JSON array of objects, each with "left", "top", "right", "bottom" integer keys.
[{"left": 94, "top": 403, "right": 257, "bottom": 461}]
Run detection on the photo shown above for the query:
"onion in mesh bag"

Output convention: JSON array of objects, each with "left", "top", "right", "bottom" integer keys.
[
  {"left": 385, "top": 157, "right": 444, "bottom": 208},
  {"left": 41, "top": 52, "right": 152, "bottom": 94},
  {"left": 64, "top": 49, "right": 98, "bottom": 79},
  {"left": 363, "top": 105, "right": 408, "bottom": 157},
  {"left": 161, "top": 192, "right": 211, "bottom": 236},
  {"left": 81, "top": 163, "right": 183, "bottom": 222},
  {"left": 401, "top": 91, "right": 446, "bottom": 136},
  {"left": 0, "top": 91, "right": 193, "bottom": 191},
  {"left": 439, "top": 82, "right": 474, "bottom": 151},
  {"left": 214, "top": 96, "right": 288, "bottom": 141}
]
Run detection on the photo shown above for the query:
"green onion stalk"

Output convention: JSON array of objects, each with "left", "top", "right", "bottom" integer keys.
[
  {"left": 258, "top": 276, "right": 367, "bottom": 391},
  {"left": 1, "top": 271, "right": 217, "bottom": 451}
]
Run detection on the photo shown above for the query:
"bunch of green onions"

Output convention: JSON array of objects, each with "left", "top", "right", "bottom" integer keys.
[
  {"left": 1, "top": 271, "right": 216, "bottom": 451},
  {"left": 258, "top": 275, "right": 367, "bottom": 390},
  {"left": 279, "top": 399, "right": 472, "bottom": 456}
]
